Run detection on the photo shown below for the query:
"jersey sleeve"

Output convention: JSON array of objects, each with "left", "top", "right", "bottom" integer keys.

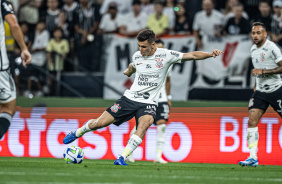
[
  {"left": 131, "top": 53, "right": 137, "bottom": 68},
  {"left": 166, "top": 49, "right": 184, "bottom": 64},
  {"left": 1, "top": 0, "right": 14, "bottom": 18},
  {"left": 271, "top": 43, "right": 282, "bottom": 63}
]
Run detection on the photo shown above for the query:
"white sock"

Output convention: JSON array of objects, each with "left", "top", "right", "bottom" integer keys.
[
  {"left": 247, "top": 127, "right": 259, "bottom": 160},
  {"left": 76, "top": 120, "right": 92, "bottom": 137},
  {"left": 121, "top": 134, "right": 142, "bottom": 158},
  {"left": 156, "top": 124, "right": 166, "bottom": 159}
]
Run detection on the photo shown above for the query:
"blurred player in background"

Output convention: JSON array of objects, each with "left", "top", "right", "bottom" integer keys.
[
  {"left": 63, "top": 29, "right": 223, "bottom": 166},
  {"left": 0, "top": 0, "right": 32, "bottom": 139},
  {"left": 239, "top": 22, "right": 282, "bottom": 167},
  {"left": 127, "top": 39, "right": 171, "bottom": 164}
]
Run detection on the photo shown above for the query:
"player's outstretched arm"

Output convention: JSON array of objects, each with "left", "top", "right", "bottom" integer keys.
[
  {"left": 252, "top": 60, "right": 282, "bottom": 76},
  {"left": 5, "top": 14, "right": 31, "bottom": 67},
  {"left": 123, "top": 63, "right": 136, "bottom": 77},
  {"left": 181, "top": 49, "right": 223, "bottom": 62}
]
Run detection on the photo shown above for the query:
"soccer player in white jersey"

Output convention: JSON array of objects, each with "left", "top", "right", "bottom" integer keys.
[
  {"left": 63, "top": 29, "right": 223, "bottom": 165},
  {"left": 0, "top": 0, "right": 32, "bottom": 139},
  {"left": 239, "top": 22, "right": 282, "bottom": 167},
  {"left": 127, "top": 39, "right": 171, "bottom": 164}
]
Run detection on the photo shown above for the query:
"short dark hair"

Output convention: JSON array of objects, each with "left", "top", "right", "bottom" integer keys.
[
  {"left": 252, "top": 22, "right": 266, "bottom": 30},
  {"left": 137, "top": 29, "right": 155, "bottom": 44},
  {"left": 155, "top": 39, "right": 164, "bottom": 45}
]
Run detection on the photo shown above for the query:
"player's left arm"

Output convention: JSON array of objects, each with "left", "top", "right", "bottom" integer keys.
[
  {"left": 5, "top": 11, "right": 31, "bottom": 67},
  {"left": 181, "top": 49, "right": 223, "bottom": 62},
  {"left": 252, "top": 46, "right": 282, "bottom": 76},
  {"left": 252, "top": 60, "right": 282, "bottom": 76}
]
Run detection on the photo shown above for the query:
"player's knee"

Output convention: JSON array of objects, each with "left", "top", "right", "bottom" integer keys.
[
  {"left": 91, "top": 118, "right": 110, "bottom": 129},
  {"left": 248, "top": 118, "right": 258, "bottom": 127},
  {"left": 1, "top": 109, "right": 15, "bottom": 117}
]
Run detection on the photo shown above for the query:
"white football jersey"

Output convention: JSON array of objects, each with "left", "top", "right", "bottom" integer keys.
[
  {"left": 158, "top": 66, "right": 172, "bottom": 103},
  {"left": 251, "top": 39, "right": 282, "bottom": 93},
  {"left": 124, "top": 48, "right": 183, "bottom": 105}
]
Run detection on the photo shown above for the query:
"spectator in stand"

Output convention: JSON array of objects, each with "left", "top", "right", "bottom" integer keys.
[
  {"left": 141, "top": 0, "right": 154, "bottom": 15},
  {"left": 44, "top": 0, "right": 60, "bottom": 35},
  {"left": 147, "top": 0, "right": 169, "bottom": 38},
  {"left": 174, "top": 3, "right": 192, "bottom": 35},
  {"left": 98, "top": 2, "right": 120, "bottom": 34},
  {"left": 223, "top": 0, "right": 249, "bottom": 23},
  {"left": 118, "top": 0, "right": 147, "bottom": 37},
  {"left": 74, "top": 0, "right": 100, "bottom": 71},
  {"left": 193, "top": 0, "right": 224, "bottom": 49},
  {"left": 224, "top": 3, "right": 250, "bottom": 35},
  {"left": 252, "top": 0, "right": 272, "bottom": 32},
  {"left": 100, "top": 0, "right": 132, "bottom": 15},
  {"left": 271, "top": 0, "right": 282, "bottom": 47},
  {"left": 18, "top": 0, "right": 43, "bottom": 34},
  {"left": 163, "top": 0, "right": 176, "bottom": 31},
  {"left": 15, "top": 22, "right": 33, "bottom": 54},
  {"left": 62, "top": 0, "right": 78, "bottom": 40},
  {"left": 46, "top": 27, "right": 69, "bottom": 95},
  {"left": 18, "top": 20, "right": 49, "bottom": 97},
  {"left": 56, "top": 11, "right": 69, "bottom": 38},
  {"left": 241, "top": 0, "right": 260, "bottom": 20}
]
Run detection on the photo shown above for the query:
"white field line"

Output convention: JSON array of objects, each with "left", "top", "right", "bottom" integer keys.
[{"left": 0, "top": 171, "right": 282, "bottom": 183}]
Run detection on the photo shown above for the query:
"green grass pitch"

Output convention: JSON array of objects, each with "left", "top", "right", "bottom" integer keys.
[{"left": 0, "top": 157, "right": 282, "bottom": 184}]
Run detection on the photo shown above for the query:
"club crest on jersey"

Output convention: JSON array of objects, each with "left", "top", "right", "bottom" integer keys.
[
  {"left": 260, "top": 53, "right": 265, "bottom": 62},
  {"left": 111, "top": 103, "right": 121, "bottom": 113},
  {"left": 155, "top": 58, "right": 163, "bottom": 68}
]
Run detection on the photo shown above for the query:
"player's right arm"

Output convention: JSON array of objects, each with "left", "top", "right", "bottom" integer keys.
[
  {"left": 124, "top": 63, "right": 136, "bottom": 77},
  {"left": 4, "top": 10, "right": 31, "bottom": 67}
]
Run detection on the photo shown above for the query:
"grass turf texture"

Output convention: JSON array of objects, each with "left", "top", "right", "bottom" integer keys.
[
  {"left": 0, "top": 157, "right": 281, "bottom": 184},
  {"left": 16, "top": 97, "right": 248, "bottom": 107}
]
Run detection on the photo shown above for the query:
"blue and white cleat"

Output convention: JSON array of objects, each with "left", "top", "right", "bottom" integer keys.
[
  {"left": 114, "top": 156, "right": 128, "bottom": 166},
  {"left": 63, "top": 131, "right": 78, "bottom": 144},
  {"left": 238, "top": 157, "right": 259, "bottom": 167}
]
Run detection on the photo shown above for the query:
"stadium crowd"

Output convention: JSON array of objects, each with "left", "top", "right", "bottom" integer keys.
[{"left": 5, "top": 0, "right": 282, "bottom": 97}]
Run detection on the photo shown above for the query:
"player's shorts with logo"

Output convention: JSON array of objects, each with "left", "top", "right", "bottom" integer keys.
[
  {"left": 106, "top": 96, "right": 157, "bottom": 126},
  {"left": 248, "top": 85, "right": 282, "bottom": 117},
  {"left": 0, "top": 70, "right": 16, "bottom": 104},
  {"left": 155, "top": 102, "right": 170, "bottom": 123}
]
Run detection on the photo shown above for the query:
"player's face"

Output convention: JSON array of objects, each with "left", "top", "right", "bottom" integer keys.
[
  {"left": 251, "top": 26, "right": 267, "bottom": 46},
  {"left": 138, "top": 40, "right": 155, "bottom": 56}
]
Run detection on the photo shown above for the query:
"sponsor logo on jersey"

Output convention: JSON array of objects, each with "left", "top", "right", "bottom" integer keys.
[
  {"left": 170, "top": 51, "right": 180, "bottom": 57},
  {"left": 136, "top": 63, "right": 143, "bottom": 65},
  {"left": 155, "top": 54, "right": 166, "bottom": 58},
  {"left": 146, "top": 64, "right": 152, "bottom": 68},
  {"left": 155, "top": 58, "right": 163, "bottom": 68},
  {"left": 262, "top": 48, "right": 268, "bottom": 51},
  {"left": 110, "top": 103, "right": 121, "bottom": 113},
  {"left": 260, "top": 53, "right": 265, "bottom": 62},
  {"left": 134, "top": 92, "right": 150, "bottom": 99},
  {"left": 0, "top": 88, "right": 5, "bottom": 94},
  {"left": 135, "top": 55, "right": 143, "bottom": 60}
]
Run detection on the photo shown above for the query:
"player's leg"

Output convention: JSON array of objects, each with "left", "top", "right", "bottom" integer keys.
[
  {"left": 63, "top": 111, "right": 115, "bottom": 144},
  {"left": 126, "top": 126, "right": 137, "bottom": 163},
  {"left": 239, "top": 108, "right": 264, "bottom": 166},
  {"left": 0, "top": 99, "right": 16, "bottom": 139},
  {"left": 154, "top": 119, "right": 167, "bottom": 164},
  {"left": 115, "top": 114, "right": 154, "bottom": 166}
]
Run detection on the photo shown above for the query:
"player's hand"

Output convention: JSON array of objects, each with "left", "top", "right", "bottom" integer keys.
[
  {"left": 211, "top": 49, "right": 223, "bottom": 58},
  {"left": 124, "top": 68, "right": 133, "bottom": 77},
  {"left": 252, "top": 69, "right": 263, "bottom": 76},
  {"left": 168, "top": 100, "right": 172, "bottom": 110},
  {"left": 21, "top": 49, "right": 32, "bottom": 68}
]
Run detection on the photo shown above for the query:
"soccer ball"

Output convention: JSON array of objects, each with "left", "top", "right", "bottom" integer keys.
[{"left": 63, "top": 145, "right": 84, "bottom": 164}]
